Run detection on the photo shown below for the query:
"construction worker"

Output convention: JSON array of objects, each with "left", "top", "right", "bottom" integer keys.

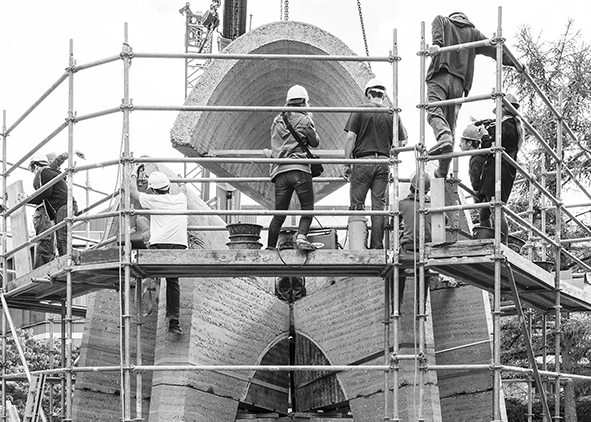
[
  {"left": 478, "top": 94, "right": 523, "bottom": 241},
  {"left": 28, "top": 152, "right": 80, "bottom": 267},
  {"left": 458, "top": 124, "right": 488, "bottom": 197},
  {"left": 342, "top": 77, "right": 408, "bottom": 249},
  {"left": 265, "top": 84, "right": 320, "bottom": 251},
  {"left": 130, "top": 170, "right": 187, "bottom": 335},
  {"left": 398, "top": 173, "right": 432, "bottom": 307},
  {"left": 426, "top": 12, "right": 514, "bottom": 178}
]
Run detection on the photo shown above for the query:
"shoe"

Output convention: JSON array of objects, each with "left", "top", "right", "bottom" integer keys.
[
  {"left": 434, "top": 168, "right": 448, "bottom": 179},
  {"left": 428, "top": 140, "right": 453, "bottom": 156},
  {"left": 266, "top": 246, "right": 277, "bottom": 251},
  {"left": 168, "top": 319, "right": 183, "bottom": 335},
  {"left": 295, "top": 235, "right": 316, "bottom": 251}
]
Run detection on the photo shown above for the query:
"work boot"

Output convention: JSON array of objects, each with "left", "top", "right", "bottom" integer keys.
[
  {"left": 168, "top": 319, "right": 183, "bottom": 335},
  {"left": 434, "top": 157, "right": 452, "bottom": 178},
  {"left": 428, "top": 139, "right": 453, "bottom": 156},
  {"left": 295, "top": 234, "right": 316, "bottom": 251}
]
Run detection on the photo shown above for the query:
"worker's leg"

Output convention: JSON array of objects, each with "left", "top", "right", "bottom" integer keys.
[
  {"left": 369, "top": 163, "right": 389, "bottom": 249},
  {"left": 55, "top": 204, "right": 67, "bottom": 256},
  {"left": 267, "top": 173, "right": 293, "bottom": 248},
  {"left": 151, "top": 244, "right": 186, "bottom": 333},
  {"left": 349, "top": 162, "right": 373, "bottom": 246},
  {"left": 33, "top": 207, "right": 55, "bottom": 268},
  {"left": 292, "top": 171, "right": 314, "bottom": 236}
]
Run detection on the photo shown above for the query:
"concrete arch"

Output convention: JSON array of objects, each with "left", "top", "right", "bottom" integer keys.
[{"left": 171, "top": 20, "right": 374, "bottom": 208}]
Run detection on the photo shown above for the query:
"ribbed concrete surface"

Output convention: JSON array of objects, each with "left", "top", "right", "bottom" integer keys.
[
  {"left": 295, "top": 277, "right": 442, "bottom": 421},
  {"left": 171, "top": 21, "right": 374, "bottom": 208}
]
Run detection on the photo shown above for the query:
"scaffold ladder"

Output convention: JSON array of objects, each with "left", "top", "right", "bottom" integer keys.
[{"left": 23, "top": 374, "right": 46, "bottom": 422}]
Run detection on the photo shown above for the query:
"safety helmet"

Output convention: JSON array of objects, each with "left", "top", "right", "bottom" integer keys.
[
  {"left": 461, "top": 124, "right": 484, "bottom": 142},
  {"left": 46, "top": 152, "right": 57, "bottom": 163},
  {"left": 505, "top": 93, "right": 520, "bottom": 109},
  {"left": 410, "top": 173, "right": 431, "bottom": 192},
  {"left": 29, "top": 152, "right": 49, "bottom": 170},
  {"left": 364, "top": 77, "right": 386, "bottom": 96},
  {"left": 285, "top": 85, "right": 309, "bottom": 103},
  {"left": 147, "top": 171, "right": 170, "bottom": 190}
]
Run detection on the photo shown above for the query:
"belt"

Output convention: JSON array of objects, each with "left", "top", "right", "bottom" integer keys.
[{"left": 355, "top": 152, "right": 389, "bottom": 159}]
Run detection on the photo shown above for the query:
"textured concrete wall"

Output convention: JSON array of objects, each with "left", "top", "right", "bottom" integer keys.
[
  {"left": 296, "top": 276, "right": 442, "bottom": 422},
  {"left": 171, "top": 21, "right": 374, "bottom": 208}
]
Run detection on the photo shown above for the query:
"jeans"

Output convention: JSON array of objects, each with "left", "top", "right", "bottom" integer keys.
[
  {"left": 268, "top": 170, "right": 314, "bottom": 248},
  {"left": 427, "top": 72, "right": 464, "bottom": 177},
  {"left": 33, "top": 206, "right": 54, "bottom": 268},
  {"left": 349, "top": 159, "right": 389, "bottom": 249},
  {"left": 426, "top": 71, "right": 465, "bottom": 143},
  {"left": 55, "top": 200, "right": 78, "bottom": 256},
  {"left": 149, "top": 243, "right": 186, "bottom": 320}
]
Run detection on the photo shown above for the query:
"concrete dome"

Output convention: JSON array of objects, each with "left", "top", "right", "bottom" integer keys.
[{"left": 171, "top": 20, "right": 374, "bottom": 208}]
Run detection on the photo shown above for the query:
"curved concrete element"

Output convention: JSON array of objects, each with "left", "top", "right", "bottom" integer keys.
[{"left": 171, "top": 21, "right": 374, "bottom": 208}]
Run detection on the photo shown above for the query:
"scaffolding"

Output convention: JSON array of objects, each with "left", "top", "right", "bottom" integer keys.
[{"left": 1, "top": 6, "right": 591, "bottom": 422}]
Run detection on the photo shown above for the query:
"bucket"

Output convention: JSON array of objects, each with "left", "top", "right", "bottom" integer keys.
[{"left": 348, "top": 215, "right": 368, "bottom": 250}]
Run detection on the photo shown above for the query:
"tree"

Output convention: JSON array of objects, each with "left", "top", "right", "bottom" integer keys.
[{"left": 3, "top": 328, "right": 80, "bottom": 419}]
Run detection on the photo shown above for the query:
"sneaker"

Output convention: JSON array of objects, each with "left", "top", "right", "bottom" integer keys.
[
  {"left": 295, "top": 235, "right": 316, "bottom": 251},
  {"left": 428, "top": 140, "right": 453, "bottom": 156},
  {"left": 168, "top": 319, "right": 183, "bottom": 335}
]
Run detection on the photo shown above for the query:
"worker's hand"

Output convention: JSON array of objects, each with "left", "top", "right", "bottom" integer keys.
[
  {"left": 341, "top": 164, "right": 352, "bottom": 181},
  {"left": 132, "top": 163, "right": 145, "bottom": 179},
  {"left": 427, "top": 44, "right": 440, "bottom": 56},
  {"left": 74, "top": 150, "right": 86, "bottom": 160}
]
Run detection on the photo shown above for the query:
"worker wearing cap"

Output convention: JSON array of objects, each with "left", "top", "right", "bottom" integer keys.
[
  {"left": 426, "top": 12, "right": 514, "bottom": 178},
  {"left": 478, "top": 94, "right": 523, "bottom": 240},
  {"left": 398, "top": 173, "right": 433, "bottom": 307},
  {"left": 28, "top": 152, "right": 80, "bottom": 267},
  {"left": 459, "top": 124, "right": 488, "bottom": 197},
  {"left": 130, "top": 169, "right": 188, "bottom": 335},
  {"left": 265, "top": 84, "right": 320, "bottom": 251},
  {"left": 342, "top": 77, "right": 408, "bottom": 249}
]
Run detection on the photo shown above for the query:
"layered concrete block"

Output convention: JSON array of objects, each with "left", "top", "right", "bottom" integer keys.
[{"left": 170, "top": 21, "right": 374, "bottom": 208}]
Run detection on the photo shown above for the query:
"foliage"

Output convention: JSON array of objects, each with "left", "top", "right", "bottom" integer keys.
[
  {"left": 504, "top": 20, "right": 591, "bottom": 272},
  {"left": 2, "top": 328, "right": 80, "bottom": 419}
]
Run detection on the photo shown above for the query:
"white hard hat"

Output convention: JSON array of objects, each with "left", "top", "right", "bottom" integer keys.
[
  {"left": 505, "top": 93, "right": 520, "bottom": 109},
  {"left": 147, "top": 171, "right": 170, "bottom": 190},
  {"left": 29, "top": 152, "right": 49, "bottom": 170},
  {"left": 364, "top": 77, "right": 386, "bottom": 95},
  {"left": 285, "top": 85, "right": 309, "bottom": 103}
]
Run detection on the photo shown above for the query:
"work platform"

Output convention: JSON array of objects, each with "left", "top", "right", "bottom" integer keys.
[
  {"left": 427, "top": 239, "right": 591, "bottom": 313},
  {"left": 7, "top": 240, "right": 591, "bottom": 314}
]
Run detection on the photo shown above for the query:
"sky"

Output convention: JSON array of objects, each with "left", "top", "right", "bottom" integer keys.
[{"left": 0, "top": 0, "right": 587, "bottom": 209}]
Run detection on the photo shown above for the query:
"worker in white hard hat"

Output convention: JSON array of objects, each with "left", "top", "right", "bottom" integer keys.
[
  {"left": 27, "top": 152, "right": 80, "bottom": 268},
  {"left": 425, "top": 12, "right": 515, "bottom": 179},
  {"left": 398, "top": 173, "right": 434, "bottom": 308},
  {"left": 265, "top": 84, "right": 320, "bottom": 251},
  {"left": 478, "top": 93, "right": 524, "bottom": 241},
  {"left": 459, "top": 124, "right": 488, "bottom": 197},
  {"left": 341, "top": 77, "right": 408, "bottom": 249},
  {"left": 130, "top": 169, "right": 187, "bottom": 335}
]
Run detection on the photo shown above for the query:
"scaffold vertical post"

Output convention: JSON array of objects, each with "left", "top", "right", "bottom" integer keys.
[
  {"left": 492, "top": 6, "right": 504, "bottom": 421},
  {"left": 1, "top": 111, "right": 7, "bottom": 422},
  {"left": 552, "top": 90, "right": 564, "bottom": 422},
  {"left": 135, "top": 277, "right": 143, "bottom": 421},
  {"left": 121, "top": 22, "right": 133, "bottom": 422},
  {"left": 417, "top": 21, "right": 429, "bottom": 422},
  {"left": 387, "top": 27, "right": 401, "bottom": 422},
  {"left": 63, "top": 39, "right": 76, "bottom": 422}
]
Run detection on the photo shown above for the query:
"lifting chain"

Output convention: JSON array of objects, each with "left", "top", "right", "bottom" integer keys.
[
  {"left": 357, "top": 0, "right": 371, "bottom": 69},
  {"left": 279, "top": 0, "right": 283, "bottom": 21},
  {"left": 284, "top": 0, "right": 289, "bottom": 21}
]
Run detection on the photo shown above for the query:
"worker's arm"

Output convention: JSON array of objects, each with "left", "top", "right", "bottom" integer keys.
[
  {"left": 428, "top": 15, "right": 446, "bottom": 55},
  {"left": 129, "top": 173, "right": 140, "bottom": 202},
  {"left": 341, "top": 131, "right": 356, "bottom": 180}
]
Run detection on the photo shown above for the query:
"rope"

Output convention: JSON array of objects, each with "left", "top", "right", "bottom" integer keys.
[{"left": 356, "top": 0, "right": 371, "bottom": 69}]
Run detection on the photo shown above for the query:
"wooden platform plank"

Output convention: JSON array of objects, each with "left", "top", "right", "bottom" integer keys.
[{"left": 427, "top": 240, "right": 591, "bottom": 312}]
